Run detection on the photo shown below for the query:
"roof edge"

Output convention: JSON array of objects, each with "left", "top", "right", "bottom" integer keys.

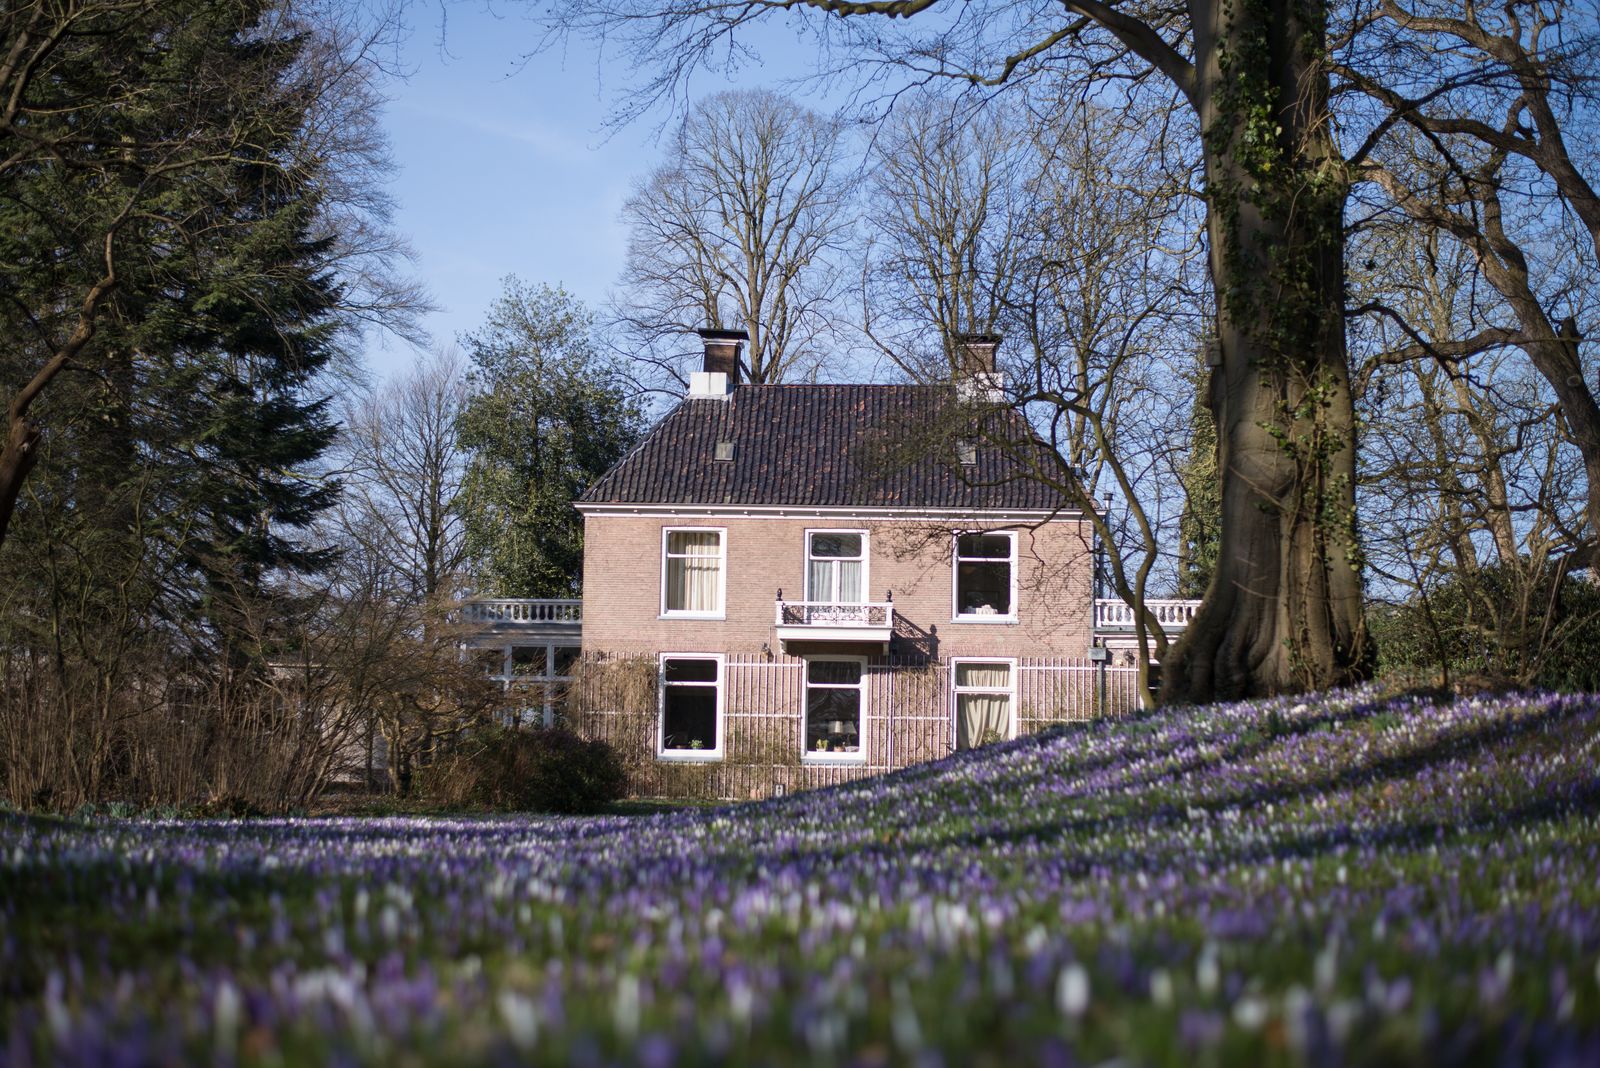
[{"left": 574, "top": 502, "right": 1089, "bottom": 522}]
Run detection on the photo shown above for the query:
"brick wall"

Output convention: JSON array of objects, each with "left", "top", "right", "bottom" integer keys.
[
  {"left": 574, "top": 511, "right": 1106, "bottom": 799},
  {"left": 579, "top": 513, "right": 1094, "bottom": 660}
]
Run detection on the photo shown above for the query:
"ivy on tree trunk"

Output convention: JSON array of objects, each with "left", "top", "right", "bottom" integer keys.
[{"left": 1161, "top": 0, "right": 1368, "bottom": 702}]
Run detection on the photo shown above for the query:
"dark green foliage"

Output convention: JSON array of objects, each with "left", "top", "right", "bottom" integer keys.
[
  {"left": 1372, "top": 562, "right": 1600, "bottom": 692},
  {"left": 455, "top": 279, "right": 645, "bottom": 597},
  {"left": 0, "top": 1, "right": 395, "bottom": 810},
  {"left": 424, "top": 725, "right": 628, "bottom": 814},
  {"left": 0, "top": 0, "right": 344, "bottom": 629}
]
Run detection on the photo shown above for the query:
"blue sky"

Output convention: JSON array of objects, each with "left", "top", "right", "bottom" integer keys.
[{"left": 366, "top": 4, "right": 822, "bottom": 380}]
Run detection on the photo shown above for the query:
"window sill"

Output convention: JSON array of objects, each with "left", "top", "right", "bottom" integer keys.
[
  {"left": 658, "top": 613, "right": 726, "bottom": 621},
  {"left": 657, "top": 750, "right": 723, "bottom": 763},
  {"left": 802, "top": 752, "right": 866, "bottom": 766},
  {"left": 951, "top": 615, "right": 1019, "bottom": 625}
]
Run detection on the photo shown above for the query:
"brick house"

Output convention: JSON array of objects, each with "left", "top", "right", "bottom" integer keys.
[{"left": 519, "top": 329, "right": 1160, "bottom": 800}]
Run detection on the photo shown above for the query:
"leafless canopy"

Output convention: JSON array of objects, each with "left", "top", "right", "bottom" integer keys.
[{"left": 611, "top": 88, "right": 853, "bottom": 387}]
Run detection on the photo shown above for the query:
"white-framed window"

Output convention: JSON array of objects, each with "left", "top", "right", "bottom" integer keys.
[
  {"left": 477, "top": 642, "right": 582, "bottom": 727},
  {"left": 658, "top": 653, "right": 724, "bottom": 760},
  {"left": 952, "top": 531, "right": 1017, "bottom": 621},
  {"left": 805, "top": 529, "right": 868, "bottom": 604},
  {"left": 661, "top": 527, "right": 726, "bottom": 618},
  {"left": 951, "top": 658, "right": 1016, "bottom": 749},
  {"left": 802, "top": 656, "right": 867, "bottom": 764}
]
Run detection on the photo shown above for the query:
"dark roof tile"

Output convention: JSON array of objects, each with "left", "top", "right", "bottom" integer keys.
[{"left": 580, "top": 384, "right": 1078, "bottom": 511}]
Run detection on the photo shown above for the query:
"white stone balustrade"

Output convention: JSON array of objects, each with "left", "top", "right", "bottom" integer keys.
[
  {"left": 1092, "top": 598, "right": 1201, "bottom": 632},
  {"left": 461, "top": 598, "right": 582, "bottom": 626}
]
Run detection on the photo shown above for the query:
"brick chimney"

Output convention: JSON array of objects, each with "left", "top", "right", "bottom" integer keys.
[
  {"left": 689, "top": 328, "right": 747, "bottom": 397},
  {"left": 954, "top": 333, "right": 1001, "bottom": 375},
  {"left": 954, "top": 333, "right": 1005, "bottom": 401}
]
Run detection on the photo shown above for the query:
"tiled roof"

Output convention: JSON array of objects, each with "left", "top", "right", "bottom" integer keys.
[{"left": 580, "top": 384, "right": 1079, "bottom": 511}]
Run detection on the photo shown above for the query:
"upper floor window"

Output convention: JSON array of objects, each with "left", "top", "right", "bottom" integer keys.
[
  {"left": 953, "top": 532, "right": 1016, "bottom": 620},
  {"left": 806, "top": 530, "right": 866, "bottom": 603},
  {"left": 662, "top": 528, "right": 725, "bottom": 617}
]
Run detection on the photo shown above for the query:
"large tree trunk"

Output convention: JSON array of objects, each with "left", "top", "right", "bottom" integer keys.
[
  {"left": 1162, "top": 1, "right": 1368, "bottom": 703},
  {"left": 0, "top": 416, "right": 42, "bottom": 551}
]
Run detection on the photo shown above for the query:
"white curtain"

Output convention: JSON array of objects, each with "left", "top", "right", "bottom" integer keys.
[
  {"left": 808, "top": 559, "right": 831, "bottom": 602},
  {"left": 838, "top": 559, "right": 862, "bottom": 602},
  {"left": 809, "top": 558, "right": 863, "bottom": 603},
  {"left": 956, "top": 663, "right": 1011, "bottom": 749},
  {"left": 667, "top": 531, "right": 720, "bottom": 611},
  {"left": 809, "top": 534, "right": 864, "bottom": 603}
]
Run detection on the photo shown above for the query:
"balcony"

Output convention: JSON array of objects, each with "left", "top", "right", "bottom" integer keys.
[
  {"left": 774, "top": 598, "right": 895, "bottom": 647},
  {"left": 461, "top": 598, "right": 582, "bottom": 640},
  {"left": 1093, "top": 598, "right": 1201, "bottom": 633}
]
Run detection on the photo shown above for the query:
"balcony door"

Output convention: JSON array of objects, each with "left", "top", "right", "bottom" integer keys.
[{"left": 806, "top": 531, "right": 866, "bottom": 604}]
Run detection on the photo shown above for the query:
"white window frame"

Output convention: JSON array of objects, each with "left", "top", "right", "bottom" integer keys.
[
  {"left": 801, "top": 655, "right": 868, "bottom": 766},
  {"left": 950, "top": 657, "right": 1019, "bottom": 745},
  {"left": 803, "top": 528, "right": 870, "bottom": 604},
  {"left": 479, "top": 642, "right": 582, "bottom": 727},
  {"left": 657, "top": 652, "right": 725, "bottom": 762},
  {"left": 951, "top": 530, "right": 1019, "bottom": 623},
  {"left": 659, "top": 526, "right": 727, "bottom": 619}
]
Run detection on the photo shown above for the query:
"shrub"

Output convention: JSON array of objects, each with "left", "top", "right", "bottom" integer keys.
[
  {"left": 189, "top": 796, "right": 268, "bottom": 820},
  {"left": 1372, "top": 561, "right": 1600, "bottom": 692},
  {"left": 423, "top": 725, "right": 627, "bottom": 814}
]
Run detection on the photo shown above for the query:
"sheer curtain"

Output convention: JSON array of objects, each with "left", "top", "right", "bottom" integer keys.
[
  {"left": 809, "top": 558, "right": 863, "bottom": 602},
  {"left": 808, "top": 534, "right": 863, "bottom": 603},
  {"left": 837, "top": 558, "right": 862, "bottom": 601},
  {"left": 667, "top": 531, "right": 720, "bottom": 612},
  {"left": 955, "top": 663, "right": 1012, "bottom": 749}
]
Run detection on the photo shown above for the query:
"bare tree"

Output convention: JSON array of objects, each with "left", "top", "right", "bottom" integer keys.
[
  {"left": 868, "top": 93, "right": 1206, "bottom": 706},
  {"left": 541, "top": 0, "right": 1368, "bottom": 703},
  {"left": 1008, "top": 95, "right": 1207, "bottom": 702},
  {"left": 1353, "top": 218, "right": 1590, "bottom": 688},
  {"left": 338, "top": 348, "right": 470, "bottom": 606},
  {"left": 861, "top": 95, "right": 1028, "bottom": 380},
  {"left": 1342, "top": 4, "right": 1600, "bottom": 569},
  {"left": 611, "top": 89, "right": 852, "bottom": 388}
]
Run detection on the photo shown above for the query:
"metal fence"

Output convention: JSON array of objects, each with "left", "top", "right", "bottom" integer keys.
[{"left": 570, "top": 653, "right": 1144, "bottom": 800}]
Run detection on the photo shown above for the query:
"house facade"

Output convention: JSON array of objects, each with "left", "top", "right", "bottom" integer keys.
[{"left": 544, "top": 330, "right": 1156, "bottom": 800}]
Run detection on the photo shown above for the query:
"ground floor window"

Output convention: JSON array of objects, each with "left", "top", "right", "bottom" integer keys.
[
  {"left": 952, "top": 659, "right": 1015, "bottom": 749},
  {"left": 476, "top": 642, "right": 581, "bottom": 727},
  {"left": 659, "top": 655, "right": 723, "bottom": 759},
  {"left": 804, "top": 658, "right": 866, "bottom": 763}
]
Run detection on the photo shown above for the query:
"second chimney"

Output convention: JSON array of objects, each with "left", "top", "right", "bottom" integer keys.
[
  {"left": 954, "top": 333, "right": 1005, "bottom": 402},
  {"left": 954, "top": 333, "right": 1001, "bottom": 376},
  {"left": 699, "top": 328, "right": 747, "bottom": 382}
]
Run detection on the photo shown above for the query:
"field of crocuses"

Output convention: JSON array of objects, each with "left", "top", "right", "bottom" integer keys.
[{"left": 4, "top": 688, "right": 1600, "bottom": 1066}]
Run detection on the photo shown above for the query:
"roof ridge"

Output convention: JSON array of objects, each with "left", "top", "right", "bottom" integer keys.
[{"left": 733, "top": 381, "right": 944, "bottom": 389}]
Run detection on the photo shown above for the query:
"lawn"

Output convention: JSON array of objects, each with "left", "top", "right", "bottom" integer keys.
[{"left": 3, "top": 687, "right": 1599, "bottom": 1065}]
